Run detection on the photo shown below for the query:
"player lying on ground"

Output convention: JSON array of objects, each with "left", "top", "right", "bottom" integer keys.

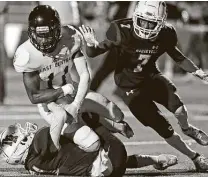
[
  {"left": 13, "top": 5, "right": 134, "bottom": 150},
  {"left": 79, "top": 1, "right": 208, "bottom": 172},
  {"left": 0, "top": 116, "right": 178, "bottom": 177}
]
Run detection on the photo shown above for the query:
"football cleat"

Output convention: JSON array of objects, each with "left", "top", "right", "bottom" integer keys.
[
  {"left": 182, "top": 125, "right": 208, "bottom": 146},
  {"left": 153, "top": 154, "right": 178, "bottom": 170},
  {"left": 192, "top": 154, "right": 208, "bottom": 172}
]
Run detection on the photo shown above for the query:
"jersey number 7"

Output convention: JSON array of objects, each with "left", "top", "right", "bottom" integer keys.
[{"left": 133, "top": 54, "right": 151, "bottom": 72}]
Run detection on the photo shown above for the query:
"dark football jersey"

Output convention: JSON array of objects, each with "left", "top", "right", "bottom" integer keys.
[
  {"left": 86, "top": 18, "right": 186, "bottom": 89},
  {"left": 25, "top": 127, "right": 98, "bottom": 176}
]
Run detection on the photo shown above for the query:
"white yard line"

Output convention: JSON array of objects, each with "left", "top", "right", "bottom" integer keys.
[
  {"left": 123, "top": 139, "right": 196, "bottom": 146},
  {"left": 0, "top": 114, "right": 41, "bottom": 120}
]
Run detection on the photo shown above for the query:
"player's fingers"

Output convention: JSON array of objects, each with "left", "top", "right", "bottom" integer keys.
[
  {"left": 86, "top": 26, "right": 91, "bottom": 33},
  {"left": 81, "top": 25, "right": 88, "bottom": 33},
  {"left": 89, "top": 27, "right": 94, "bottom": 33},
  {"left": 79, "top": 26, "right": 84, "bottom": 35}
]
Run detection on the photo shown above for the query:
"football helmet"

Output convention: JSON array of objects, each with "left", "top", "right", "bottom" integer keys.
[
  {"left": 28, "top": 5, "right": 61, "bottom": 53},
  {"left": 133, "top": 1, "right": 167, "bottom": 39},
  {"left": 0, "top": 122, "right": 38, "bottom": 164}
]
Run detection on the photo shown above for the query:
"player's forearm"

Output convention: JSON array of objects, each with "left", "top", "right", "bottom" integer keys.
[
  {"left": 168, "top": 46, "right": 199, "bottom": 73},
  {"left": 73, "top": 72, "right": 90, "bottom": 105},
  {"left": 177, "top": 58, "right": 199, "bottom": 73},
  {"left": 31, "top": 88, "right": 64, "bottom": 104},
  {"left": 86, "top": 45, "right": 106, "bottom": 58}
]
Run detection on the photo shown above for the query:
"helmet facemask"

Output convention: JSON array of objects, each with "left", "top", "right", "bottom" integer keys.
[
  {"left": 0, "top": 122, "right": 38, "bottom": 165},
  {"left": 28, "top": 24, "right": 61, "bottom": 53},
  {"left": 133, "top": 1, "right": 167, "bottom": 40}
]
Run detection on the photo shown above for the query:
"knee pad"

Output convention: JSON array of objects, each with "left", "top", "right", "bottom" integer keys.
[
  {"left": 108, "top": 102, "right": 124, "bottom": 122},
  {"left": 174, "top": 105, "right": 188, "bottom": 120},
  {"left": 73, "top": 126, "right": 100, "bottom": 152}
]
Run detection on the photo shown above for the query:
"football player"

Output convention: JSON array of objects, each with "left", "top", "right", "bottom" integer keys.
[
  {"left": 13, "top": 5, "right": 133, "bottom": 150},
  {"left": 0, "top": 117, "right": 178, "bottom": 176},
  {"left": 79, "top": 1, "right": 208, "bottom": 171}
]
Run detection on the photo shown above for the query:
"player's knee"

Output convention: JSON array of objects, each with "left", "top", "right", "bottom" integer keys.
[
  {"left": 174, "top": 105, "right": 188, "bottom": 120},
  {"left": 108, "top": 102, "right": 124, "bottom": 122},
  {"left": 73, "top": 125, "right": 100, "bottom": 152}
]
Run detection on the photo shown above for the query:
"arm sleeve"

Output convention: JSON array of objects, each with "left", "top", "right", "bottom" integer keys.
[
  {"left": 86, "top": 22, "right": 122, "bottom": 57},
  {"left": 165, "top": 25, "right": 187, "bottom": 63}
]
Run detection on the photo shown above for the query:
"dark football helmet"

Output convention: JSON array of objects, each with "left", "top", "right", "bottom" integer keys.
[{"left": 28, "top": 5, "right": 61, "bottom": 53}]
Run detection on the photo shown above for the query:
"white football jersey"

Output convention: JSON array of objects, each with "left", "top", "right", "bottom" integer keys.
[{"left": 14, "top": 25, "right": 83, "bottom": 89}]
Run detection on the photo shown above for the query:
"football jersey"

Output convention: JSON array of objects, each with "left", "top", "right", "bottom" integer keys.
[
  {"left": 14, "top": 25, "right": 84, "bottom": 89},
  {"left": 25, "top": 127, "right": 98, "bottom": 175},
  {"left": 86, "top": 18, "right": 186, "bottom": 89}
]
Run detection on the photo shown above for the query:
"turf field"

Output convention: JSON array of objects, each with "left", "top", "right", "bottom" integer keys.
[{"left": 0, "top": 68, "right": 208, "bottom": 177}]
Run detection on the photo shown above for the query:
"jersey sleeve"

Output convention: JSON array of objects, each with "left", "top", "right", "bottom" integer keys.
[
  {"left": 13, "top": 46, "right": 40, "bottom": 73},
  {"left": 165, "top": 25, "right": 187, "bottom": 62}
]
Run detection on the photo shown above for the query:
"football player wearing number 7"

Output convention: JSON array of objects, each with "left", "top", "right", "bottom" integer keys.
[
  {"left": 13, "top": 5, "right": 134, "bottom": 150},
  {"left": 79, "top": 1, "right": 208, "bottom": 172}
]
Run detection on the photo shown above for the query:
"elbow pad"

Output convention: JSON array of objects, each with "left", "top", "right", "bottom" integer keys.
[{"left": 73, "top": 126, "right": 100, "bottom": 152}]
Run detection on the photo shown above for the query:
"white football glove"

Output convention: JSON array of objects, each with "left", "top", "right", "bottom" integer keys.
[
  {"left": 79, "top": 25, "right": 99, "bottom": 47},
  {"left": 61, "top": 84, "right": 75, "bottom": 96},
  {"left": 192, "top": 69, "right": 208, "bottom": 83}
]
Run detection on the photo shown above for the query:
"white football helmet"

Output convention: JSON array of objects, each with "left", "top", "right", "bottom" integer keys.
[
  {"left": 0, "top": 122, "right": 38, "bottom": 165},
  {"left": 133, "top": 1, "right": 167, "bottom": 39}
]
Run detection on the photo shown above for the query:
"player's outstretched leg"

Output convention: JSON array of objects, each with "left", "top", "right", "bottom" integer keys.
[
  {"left": 126, "top": 154, "right": 178, "bottom": 170},
  {"left": 175, "top": 105, "right": 208, "bottom": 146}
]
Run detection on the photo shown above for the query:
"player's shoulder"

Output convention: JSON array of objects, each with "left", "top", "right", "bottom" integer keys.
[
  {"left": 160, "top": 22, "right": 177, "bottom": 37},
  {"left": 107, "top": 18, "right": 133, "bottom": 43},
  {"left": 13, "top": 40, "right": 32, "bottom": 72},
  {"left": 14, "top": 40, "right": 42, "bottom": 73},
  {"left": 159, "top": 22, "right": 177, "bottom": 45}
]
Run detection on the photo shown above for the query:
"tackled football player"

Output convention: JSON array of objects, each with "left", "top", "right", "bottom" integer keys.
[
  {"left": 13, "top": 5, "right": 134, "bottom": 150},
  {"left": 79, "top": 1, "right": 208, "bottom": 172},
  {"left": 0, "top": 117, "right": 178, "bottom": 177}
]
